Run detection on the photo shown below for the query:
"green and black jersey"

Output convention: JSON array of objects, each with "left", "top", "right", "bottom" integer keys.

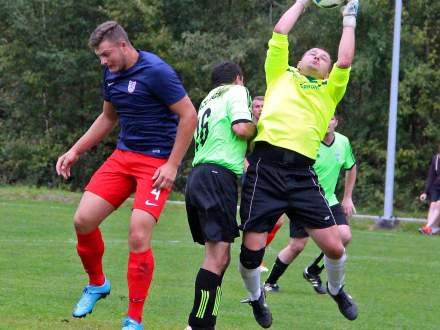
[
  {"left": 314, "top": 132, "right": 356, "bottom": 206},
  {"left": 192, "top": 85, "right": 252, "bottom": 175}
]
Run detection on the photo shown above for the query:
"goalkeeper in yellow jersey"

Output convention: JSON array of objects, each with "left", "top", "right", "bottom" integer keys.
[{"left": 238, "top": 0, "right": 359, "bottom": 327}]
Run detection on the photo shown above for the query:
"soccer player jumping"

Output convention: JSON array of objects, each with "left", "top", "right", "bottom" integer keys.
[
  {"left": 238, "top": 0, "right": 359, "bottom": 327},
  {"left": 56, "top": 22, "right": 197, "bottom": 330},
  {"left": 264, "top": 116, "right": 357, "bottom": 294}
]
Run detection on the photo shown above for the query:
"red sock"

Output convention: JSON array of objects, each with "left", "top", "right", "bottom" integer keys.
[
  {"left": 76, "top": 228, "right": 105, "bottom": 286},
  {"left": 266, "top": 222, "right": 282, "bottom": 246},
  {"left": 127, "top": 249, "right": 154, "bottom": 323}
]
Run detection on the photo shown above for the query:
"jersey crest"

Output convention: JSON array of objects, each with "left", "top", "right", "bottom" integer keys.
[{"left": 128, "top": 80, "right": 137, "bottom": 93}]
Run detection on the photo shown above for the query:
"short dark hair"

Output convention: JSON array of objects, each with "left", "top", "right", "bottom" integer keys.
[
  {"left": 253, "top": 96, "right": 264, "bottom": 101},
  {"left": 89, "top": 21, "right": 131, "bottom": 49},
  {"left": 211, "top": 62, "right": 243, "bottom": 87}
]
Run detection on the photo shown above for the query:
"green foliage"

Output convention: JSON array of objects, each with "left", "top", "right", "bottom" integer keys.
[{"left": 1, "top": 0, "right": 439, "bottom": 211}]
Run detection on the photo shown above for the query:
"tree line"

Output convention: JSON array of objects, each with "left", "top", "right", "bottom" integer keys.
[{"left": 1, "top": 0, "right": 439, "bottom": 212}]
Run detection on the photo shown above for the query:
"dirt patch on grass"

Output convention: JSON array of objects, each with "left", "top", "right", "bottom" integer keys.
[{"left": 0, "top": 186, "right": 81, "bottom": 205}]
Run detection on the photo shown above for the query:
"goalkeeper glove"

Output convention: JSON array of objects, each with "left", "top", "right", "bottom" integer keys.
[{"left": 342, "top": 0, "right": 359, "bottom": 28}]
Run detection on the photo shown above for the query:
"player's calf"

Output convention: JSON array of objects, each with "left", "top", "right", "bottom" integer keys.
[{"left": 188, "top": 268, "right": 222, "bottom": 330}]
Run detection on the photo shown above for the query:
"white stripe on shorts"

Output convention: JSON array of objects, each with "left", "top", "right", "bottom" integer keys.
[{"left": 242, "top": 157, "right": 262, "bottom": 231}]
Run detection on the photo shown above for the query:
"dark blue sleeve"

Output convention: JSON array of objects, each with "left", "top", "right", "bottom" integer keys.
[
  {"left": 150, "top": 63, "right": 187, "bottom": 106},
  {"left": 102, "top": 69, "right": 111, "bottom": 102}
]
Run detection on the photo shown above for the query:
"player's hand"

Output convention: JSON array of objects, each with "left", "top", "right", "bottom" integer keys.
[
  {"left": 56, "top": 149, "right": 80, "bottom": 180},
  {"left": 296, "top": 0, "right": 312, "bottom": 8},
  {"left": 342, "top": 0, "right": 359, "bottom": 28},
  {"left": 342, "top": 197, "right": 357, "bottom": 217},
  {"left": 152, "top": 161, "right": 178, "bottom": 190},
  {"left": 420, "top": 193, "right": 427, "bottom": 202}
]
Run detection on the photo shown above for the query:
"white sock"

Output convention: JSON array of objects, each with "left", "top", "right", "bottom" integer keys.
[
  {"left": 239, "top": 261, "right": 261, "bottom": 301},
  {"left": 324, "top": 251, "right": 347, "bottom": 295}
]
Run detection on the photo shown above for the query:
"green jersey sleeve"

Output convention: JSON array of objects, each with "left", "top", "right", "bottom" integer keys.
[
  {"left": 327, "top": 64, "right": 351, "bottom": 104},
  {"left": 343, "top": 138, "right": 356, "bottom": 170},
  {"left": 228, "top": 86, "right": 253, "bottom": 123},
  {"left": 265, "top": 32, "right": 289, "bottom": 86}
]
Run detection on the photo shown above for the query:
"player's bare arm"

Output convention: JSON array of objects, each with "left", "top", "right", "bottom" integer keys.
[
  {"left": 336, "top": 0, "right": 358, "bottom": 68},
  {"left": 273, "top": 0, "right": 310, "bottom": 35},
  {"left": 56, "top": 101, "right": 118, "bottom": 179},
  {"left": 232, "top": 122, "right": 256, "bottom": 140},
  {"left": 152, "top": 95, "right": 197, "bottom": 190},
  {"left": 342, "top": 164, "right": 357, "bottom": 217}
]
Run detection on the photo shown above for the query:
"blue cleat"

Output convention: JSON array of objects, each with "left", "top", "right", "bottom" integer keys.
[
  {"left": 122, "top": 317, "right": 144, "bottom": 330},
  {"left": 72, "top": 279, "right": 111, "bottom": 318}
]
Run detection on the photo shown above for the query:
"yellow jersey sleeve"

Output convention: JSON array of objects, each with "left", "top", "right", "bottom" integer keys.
[
  {"left": 265, "top": 32, "right": 289, "bottom": 86},
  {"left": 327, "top": 64, "right": 351, "bottom": 104}
]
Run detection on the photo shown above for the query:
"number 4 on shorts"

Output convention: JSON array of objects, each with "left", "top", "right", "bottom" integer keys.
[{"left": 150, "top": 188, "right": 161, "bottom": 200}]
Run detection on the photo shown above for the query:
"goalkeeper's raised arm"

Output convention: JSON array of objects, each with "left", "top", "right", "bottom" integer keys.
[
  {"left": 336, "top": 0, "right": 358, "bottom": 69},
  {"left": 265, "top": 1, "right": 311, "bottom": 86}
]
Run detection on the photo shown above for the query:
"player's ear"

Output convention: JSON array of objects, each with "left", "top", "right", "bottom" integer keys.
[
  {"left": 234, "top": 74, "right": 244, "bottom": 86},
  {"left": 119, "top": 40, "right": 128, "bottom": 51}
]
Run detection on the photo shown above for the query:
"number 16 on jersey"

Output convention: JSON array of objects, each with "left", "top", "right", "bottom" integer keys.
[{"left": 195, "top": 108, "right": 211, "bottom": 151}]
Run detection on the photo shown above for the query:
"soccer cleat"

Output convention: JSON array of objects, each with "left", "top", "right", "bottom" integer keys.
[
  {"left": 432, "top": 226, "right": 440, "bottom": 235},
  {"left": 72, "top": 279, "right": 111, "bottom": 318},
  {"left": 303, "top": 268, "right": 326, "bottom": 294},
  {"left": 327, "top": 284, "right": 358, "bottom": 321},
  {"left": 263, "top": 282, "right": 280, "bottom": 293},
  {"left": 244, "top": 290, "right": 273, "bottom": 328},
  {"left": 418, "top": 226, "right": 433, "bottom": 235},
  {"left": 122, "top": 317, "right": 144, "bottom": 330}
]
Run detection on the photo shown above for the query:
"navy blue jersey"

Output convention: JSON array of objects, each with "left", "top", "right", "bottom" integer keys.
[{"left": 103, "top": 51, "right": 187, "bottom": 158}]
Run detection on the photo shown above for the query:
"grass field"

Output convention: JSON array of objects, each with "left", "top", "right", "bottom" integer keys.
[{"left": 1, "top": 186, "right": 439, "bottom": 330}]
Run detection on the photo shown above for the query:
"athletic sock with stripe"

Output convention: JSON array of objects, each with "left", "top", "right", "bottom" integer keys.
[
  {"left": 188, "top": 268, "right": 222, "bottom": 329},
  {"left": 306, "top": 252, "right": 325, "bottom": 276}
]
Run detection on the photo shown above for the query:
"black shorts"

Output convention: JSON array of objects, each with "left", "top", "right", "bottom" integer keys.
[
  {"left": 430, "top": 187, "right": 440, "bottom": 202},
  {"left": 290, "top": 203, "right": 347, "bottom": 238},
  {"left": 240, "top": 142, "right": 336, "bottom": 233},
  {"left": 185, "top": 163, "right": 240, "bottom": 245}
]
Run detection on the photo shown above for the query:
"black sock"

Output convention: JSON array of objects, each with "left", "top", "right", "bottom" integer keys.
[
  {"left": 306, "top": 252, "right": 325, "bottom": 276},
  {"left": 188, "top": 268, "right": 221, "bottom": 329},
  {"left": 265, "top": 257, "right": 289, "bottom": 285}
]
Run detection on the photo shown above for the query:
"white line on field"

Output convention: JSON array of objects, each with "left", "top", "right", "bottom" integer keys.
[{"left": 1, "top": 200, "right": 427, "bottom": 223}]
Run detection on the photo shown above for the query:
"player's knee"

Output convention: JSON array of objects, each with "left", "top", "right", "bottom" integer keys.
[
  {"left": 73, "top": 211, "right": 93, "bottom": 233},
  {"left": 128, "top": 231, "right": 149, "bottom": 252},
  {"left": 218, "top": 254, "right": 231, "bottom": 271},
  {"left": 325, "top": 244, "right": 345, "bottom": 259},
  {"left": 239, "top": 244, "right": 265, "bottom": 269},
  {"left": 288, "top": 239, "right": 306, "bottom": 254}
]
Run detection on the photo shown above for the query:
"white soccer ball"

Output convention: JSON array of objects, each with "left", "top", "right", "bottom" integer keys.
[{"left": 312, "top": 0, "right": 345, "bottom": 9}]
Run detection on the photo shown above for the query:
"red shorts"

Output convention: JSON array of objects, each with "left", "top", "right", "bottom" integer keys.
[{"left": 85, "top": 149, "right": 170, "bottom": 220}]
